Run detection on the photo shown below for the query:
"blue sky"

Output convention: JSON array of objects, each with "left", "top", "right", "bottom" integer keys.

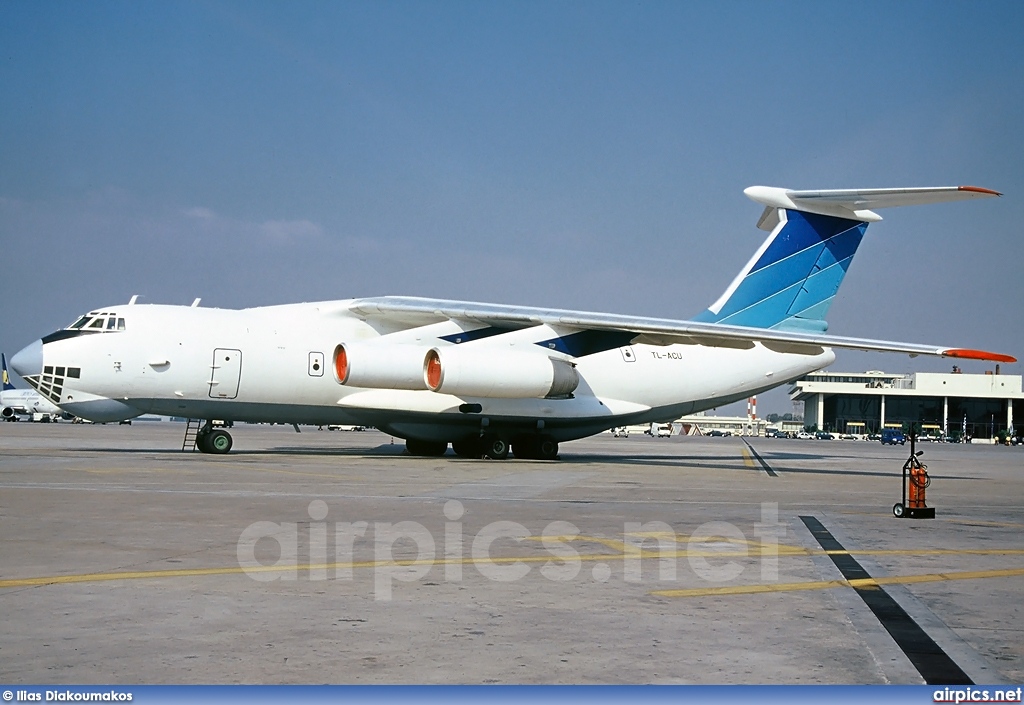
[{"left": 1, "top": 1, "right": 1022, "bottom": 413}]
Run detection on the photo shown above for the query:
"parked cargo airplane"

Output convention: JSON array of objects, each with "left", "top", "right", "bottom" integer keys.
[
  {"left": 1, "top": 353, "right": 66, "bottom": 420},
  {"left": 9, "top": 186, "right": 1015, "bottom": 458}
]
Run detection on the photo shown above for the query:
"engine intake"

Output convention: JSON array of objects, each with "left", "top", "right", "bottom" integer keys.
[
  {"left": 423, "top": 347, "right": 579, "bottom": 399},
  {"left": 334, "top": 343, "right": 429, "bottom": 390}
]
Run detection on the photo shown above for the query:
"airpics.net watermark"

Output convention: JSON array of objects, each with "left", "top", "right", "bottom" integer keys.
[{"left": 236, "top": 500, "right": 786, "bottom": 600}]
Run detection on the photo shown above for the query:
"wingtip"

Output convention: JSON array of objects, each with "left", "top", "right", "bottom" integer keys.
[
  {"left": 958, "top": 186, "right": 1002, "bottom": 197},
  {"left": 944, "top": 348, "right": 1017, "bottom": 364}
]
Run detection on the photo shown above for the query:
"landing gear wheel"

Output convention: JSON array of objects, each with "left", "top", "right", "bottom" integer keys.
[
  {"left": 483, "top": 437, "right": 509, "bottom": 460},
  {"left": 406, "top": 439, "right": 448, "bottom": 457},
  {"left": 207, "top": 429, "right": 233, "bottom": 454},
  {"left": 195, "top": 431, "right": 211, "bottom": 453},
  {"left": 893, "top": 503, "right": 905, "bottom": 518},
  {"left": 536, "top": 437, "right": 558, "bottom": 460},
  {"left": 512, "top": 437, "right": 538, "bottom": 460},
  {"left": 452, "top": 439, "right": 483, "bottom": 459},
  {"left": 513, "top": 435, "right": 558, "bottom": 460}
]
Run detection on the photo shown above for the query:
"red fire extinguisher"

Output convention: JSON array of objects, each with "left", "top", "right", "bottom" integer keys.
[
  {"left": 908, "top": 460, "right": 930, "bottom": 508},
  {"left": 894, "top": 432, "right": 935, "bottom": 518}
]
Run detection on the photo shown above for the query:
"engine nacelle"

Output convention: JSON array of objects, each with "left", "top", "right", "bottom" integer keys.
[
  {"left": 2, "top": 406, "right": 14, "bottom": 419},
  {"left": 423, "top": 347, "right": 579, "bottom": 399},
  {"left": 334, "top": 343, "right": 430, "bottom": 390}
]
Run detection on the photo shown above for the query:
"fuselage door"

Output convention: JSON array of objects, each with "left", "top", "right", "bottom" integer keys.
[{"left": 209, "top": 348, "right": 242, "bottom": 399}]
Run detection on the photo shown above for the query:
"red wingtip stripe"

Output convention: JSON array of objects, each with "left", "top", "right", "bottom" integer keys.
[
  {"left": 958, "top": 186, "right": 1002, "bottom": 196},
  {"left": 944, "top": 348, "right": 1017, "bottom": 363}
]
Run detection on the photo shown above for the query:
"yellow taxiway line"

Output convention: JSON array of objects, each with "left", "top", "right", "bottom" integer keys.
[
  {"left": 651, "top": 566, "right": 1024, "bottom": 598},
  {"left": 3, "top": 531, "right": 1023, "bottom": 590}
]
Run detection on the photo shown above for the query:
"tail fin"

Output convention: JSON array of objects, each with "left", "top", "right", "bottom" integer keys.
[
  {"left": 693, "top": 186, "right": 1000, "bottom": 332},
  {"left": 2, "top": 353, "right": 15, "bottom": 391}
]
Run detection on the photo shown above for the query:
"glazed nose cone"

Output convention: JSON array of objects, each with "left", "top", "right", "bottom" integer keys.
[{"left": 10, "top": 339, "right": 43, "bottom": 377}]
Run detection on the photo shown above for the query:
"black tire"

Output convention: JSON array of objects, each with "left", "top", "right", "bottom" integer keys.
[
  {"left": 484, "top": 437, "right": 509, "bottom": 460},
  {"left": 406, "top": 439, "right": 448, "bottom": 457},
  {"left": 452, "top": 439, "right": 483, "bottom": 459},
  {"left": 207, "top": 429, "right": 233, "bottom": 454},
  {"left": 195, "top": 431, "right": 211, "bottom": 453},
  {"left": 512, "top": 437, "right": 538, "bottom": 460},
  {"left": 536, "top": 437, "right": 559, "bottom": 461},
  {"left": 893, "top": 503, "right": 905, "bottom": 518}
]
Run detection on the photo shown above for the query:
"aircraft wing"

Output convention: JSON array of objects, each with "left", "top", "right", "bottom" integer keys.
[{"left": 347, "top": 296, "right": 1016, "bottom": 363}]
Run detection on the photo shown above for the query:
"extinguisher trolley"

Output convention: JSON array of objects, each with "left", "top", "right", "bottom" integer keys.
[{"left": 893, "top": 432, "right": 935, "bottom": 519}]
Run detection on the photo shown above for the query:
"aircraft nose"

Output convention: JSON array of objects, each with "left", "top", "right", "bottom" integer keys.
[{"left": 10, "top": 339, "right": 43, "bottom": 377}]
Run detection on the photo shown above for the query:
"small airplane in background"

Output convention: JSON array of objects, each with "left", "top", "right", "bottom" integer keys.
[
  {"left": 9, "top": 185, "right": 1014, "bottom": 457},
  {"left": 2, "top": 353, "right": 68, "bottom": 421}
]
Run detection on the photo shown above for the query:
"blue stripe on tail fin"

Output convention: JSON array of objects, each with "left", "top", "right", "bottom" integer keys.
[
  {"left": 693, "top": 209, "right": 868, "bottom": 331},
  {"left": 2, "top": 353, "right": 15, "bottom": 391}
]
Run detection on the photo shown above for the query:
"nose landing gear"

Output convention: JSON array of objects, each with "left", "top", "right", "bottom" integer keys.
[
  {"left": 185, "top": 419, "right": 234, "bottom": 454},
  {"left": 198, "top": 427, "right": 233, "bottom": 454}
]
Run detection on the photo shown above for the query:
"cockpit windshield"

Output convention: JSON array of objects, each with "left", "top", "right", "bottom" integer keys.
[{"left": 65, "top": 312, "right": 126, "bottom": 333}]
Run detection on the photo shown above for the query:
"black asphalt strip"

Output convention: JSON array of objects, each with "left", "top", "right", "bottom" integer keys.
[
  {"left": 742, "top": 439, "right": 778, "bottom": 477},
  {"left": 799, "top": 515, "right": 972, "bottom": 685}
]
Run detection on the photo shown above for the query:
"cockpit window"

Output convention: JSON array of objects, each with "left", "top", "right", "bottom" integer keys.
[{"left": 64, "top": 312, "right": 126, "bottom": 333}]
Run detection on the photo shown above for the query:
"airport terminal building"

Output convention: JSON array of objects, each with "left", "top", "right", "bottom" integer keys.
[{"left": 791, "top": 369, "right": 1023, "bottom": 440}]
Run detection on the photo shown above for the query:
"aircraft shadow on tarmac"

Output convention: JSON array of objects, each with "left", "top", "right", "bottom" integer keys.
[
  {"left": 60, "top": 446, "right": 979, "bottom": 480},
  {"left": 62, "top": 444, "right": 406, "bottom": 457}
]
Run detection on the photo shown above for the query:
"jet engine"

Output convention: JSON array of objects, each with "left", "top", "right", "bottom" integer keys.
[
  {"left": 334, "top": 343, "right": 429, "bottom": 390},
  {"left": 423, "top": 347, "right": 579, "bottom": 399}
]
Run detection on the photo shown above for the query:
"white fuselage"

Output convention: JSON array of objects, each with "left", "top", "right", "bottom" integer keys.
[
  {"left": 0, "top": 388, "right": 62, "bottom": 417},
  {"left": 28, "top": 301, "right": 834, "bottom": 442}
]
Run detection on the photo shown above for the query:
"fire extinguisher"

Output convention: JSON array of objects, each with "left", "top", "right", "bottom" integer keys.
[
  {"left": 908, "top": 460, "right": 930, "bottom": 508},
  {"left": 894, "top": 433, "right": 936, "bottom": 519}
]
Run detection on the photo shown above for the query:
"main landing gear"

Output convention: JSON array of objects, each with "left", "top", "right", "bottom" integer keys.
[{"left": 408, "top": 435, "right": 559, "bottom": 461}]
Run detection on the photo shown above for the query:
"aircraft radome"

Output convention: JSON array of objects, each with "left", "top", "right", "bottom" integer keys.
[{"left": 9, "top": 186, "right": 1015, "bottom": 459}]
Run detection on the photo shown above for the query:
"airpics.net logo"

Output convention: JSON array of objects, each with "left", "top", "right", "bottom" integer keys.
[
  {"left": 933, "top": 687, "right": 1023, "bottom": 703},
  {"left": 235, "top": 500, "right": 786, "bottom": 600}
]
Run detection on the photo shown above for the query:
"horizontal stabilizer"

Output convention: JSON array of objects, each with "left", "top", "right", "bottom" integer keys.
[{"left": 745, "top": 185, "right": 1000, "bottom": 224}]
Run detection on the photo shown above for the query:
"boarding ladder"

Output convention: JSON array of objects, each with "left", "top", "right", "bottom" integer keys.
[{"left": 182, "top": 418, "right": 203, "bottom": 452}]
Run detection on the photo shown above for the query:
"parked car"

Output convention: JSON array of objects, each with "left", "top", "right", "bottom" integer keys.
[
  {"left": 795, "top": 431, "right": 814, "bottom": 440},
  {"left": 881, "top": 429, "right": 906, "bottom": 445},
  {"left": 765, "top": 429, "right": 789, "bottom": 438},
  {"left": 814, "top": 431, "right": 835, "bottom": 440}
]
